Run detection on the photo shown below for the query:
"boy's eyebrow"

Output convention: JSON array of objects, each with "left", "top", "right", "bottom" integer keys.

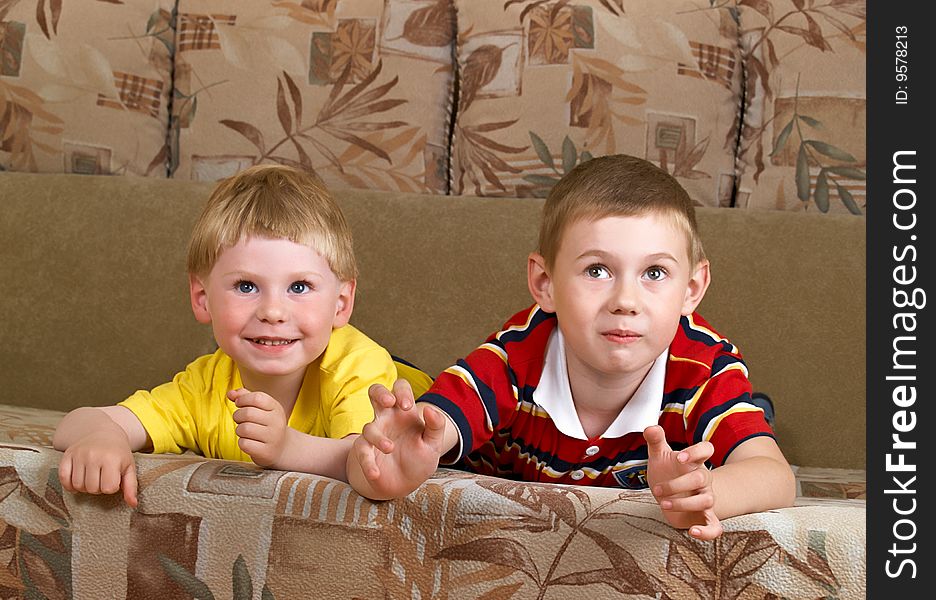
[
  {"left": 575, "top": 250, "right": 680, "bottom": 263},
  {"left": 220, "top": 269, "right": 327, "bottom": 280}
]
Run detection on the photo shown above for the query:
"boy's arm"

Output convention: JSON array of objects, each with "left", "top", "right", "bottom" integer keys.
[
  {"left": 346, "top": 380, "right": 458, "bottom": 500},
  {"left": 711, "top": 436, "right": 796, "bottom": 516},
  {"left": 53, "top": 406, "right": 152, "bottom": 507},
  {"left": 229, "top": 387, "right": 359, "bottom": 480}
]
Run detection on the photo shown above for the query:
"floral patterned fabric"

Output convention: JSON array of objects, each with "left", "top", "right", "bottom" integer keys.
[
  {"left": 0, "top": 404, "right": 866, "bottom": 598},
  {"left": 735, "top": 0, "right": 866, "bottom": 214},
  {"left": 449, "top": 0, "right": 744, "bottom": 206},
  {"left": 1, "top": 1, "right": 867, "bottom": 213},
  {"left": 170, "top": 0, "right": 455, "bottom": 194},
  {"left": 0, "top": 0, "right": 175, "bottom": 176}
]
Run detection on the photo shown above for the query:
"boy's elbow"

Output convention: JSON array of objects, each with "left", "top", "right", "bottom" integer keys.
[{"left": 775, "top": 459, "right": 797, "bottom": 508}]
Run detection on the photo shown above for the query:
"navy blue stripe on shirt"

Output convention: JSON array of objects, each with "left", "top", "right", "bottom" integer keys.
[
  {"left": 421, "top": 393, "right": 472, "bottom": 462},
  {"left": 660, "top": 386, "right": 696, "bottom": 409},
  {"left": 711, "top": 353, "right": 746, "bottom": 375},
  {"left": 679, "top": 316, "right": 736, "bottom": 352},
  {"left": 454, "top": 358, "right": 500, "bottom": 431},
  {"left": 692, "top": 391, "right": 756, "bottom": 445},
  {"left": 722, "top": 431, "right": 776, "bottom": 464},
  {"left": 496, "top": 308, "right": 554, "bottom": 345}
]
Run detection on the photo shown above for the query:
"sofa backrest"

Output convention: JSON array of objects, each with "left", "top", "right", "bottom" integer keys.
[
  {"left": 0, "top": 171, "right": 864, "bottom": 469},
  {"left": 0, "top": 1, "right": 866, "bottom": 216}
]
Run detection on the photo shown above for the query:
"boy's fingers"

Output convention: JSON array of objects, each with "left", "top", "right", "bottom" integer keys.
[
  {"left": 368, "top": 384, "right": 396, "bottom": 411},
  {"left": 660, "top": 492, "right": 715, "bottom": 513},
  {"left": 233, "top": 407, "right": 267, "bottom": 425},
  {"left": 361, "top": 422, "right": 393, "bottom": 454},
  {"left": 235, "top": 422, "right": 268, "bottom": 443},
  {"left": 354, "top": 442, "right": 380, "bottom": 480},
  {"left": 100, "top": 464, "right": 122, "bottom": 495},
  {"left": 655, "top": 468, "right": 711, "bottom": 498},
  {"left": 227, "top": 388, "right": 248, "bottom": 401},
  {"left": 70, "top": 461, "right": 87, "bottom": 493},
  {"left": 58, "top": 457, "right": 74, "bottom": 492},
  {"left": 421, "top": 406, "right": 447, "bottom": 449},
  {"left": 679, "top": 441, "right": 715, "bottom": 465},
  {"left": 688, "top": 512, "right": 723, "bottom": 541},
  {"left": 392, "top": 379, "right": 415, "bottom": 411},
  {"left": 232, "top": 391, "right": 273, "bottom": 410},
  {"left": 642, "top": 425, "right": 671, "bottom": 454},
  {"left": 122, "top": 462, "right": 139, "bottom": 508},
  {"left": 84, "top": 464, "right": 102, "bottom": 494}
]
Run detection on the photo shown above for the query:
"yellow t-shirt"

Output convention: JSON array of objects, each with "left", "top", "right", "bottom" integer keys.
[{"left": 119, "top": 324, "right": 430, "bottom": 461}]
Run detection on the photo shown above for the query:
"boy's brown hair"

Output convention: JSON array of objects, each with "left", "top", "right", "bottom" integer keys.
[
  {"left": 538, "top": 154, "right": 705, "bottom": 268},
  {"left": 187, "top": 165, "right": 358, "bottom": 281}
]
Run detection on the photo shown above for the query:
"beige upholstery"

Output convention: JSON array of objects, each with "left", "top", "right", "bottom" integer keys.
[{"left": 1, "top": 171, "right": 864, "bottom": 468}]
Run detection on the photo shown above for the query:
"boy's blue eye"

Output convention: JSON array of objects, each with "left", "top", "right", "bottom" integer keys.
[
  {"left": 237, "top": 281, "right": 257, "bottom": 293},
  {"left": 586, "top": 265, "right": 611, "bottom": 279},
  {"left": 645, "top": 267, "right": 666, "bottom": 281},
  {"left": 290, "top": 281, "right": 311, "bottom": 294}
]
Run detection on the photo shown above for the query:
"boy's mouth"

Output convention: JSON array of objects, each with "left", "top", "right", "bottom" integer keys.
[
  {"left": 248, "top": 337, "right": 298, "bottom": 347},
  {"left": 601, "top": 330, "right": 641, "bottom": 343}
]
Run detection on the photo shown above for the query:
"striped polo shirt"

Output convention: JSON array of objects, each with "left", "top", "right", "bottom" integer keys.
[{"left": 420, "top": 304, "right": 774, "bottom": 489}]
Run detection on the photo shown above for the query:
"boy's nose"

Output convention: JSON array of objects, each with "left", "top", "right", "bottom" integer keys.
[
  {"left": 256, "top": 296, "right": 287, "bottom": 323},
  {"left": 609, "top": 281, "right": 640, "bottom": 314}
]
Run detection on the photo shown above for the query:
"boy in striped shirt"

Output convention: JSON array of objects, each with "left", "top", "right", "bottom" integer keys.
[{"left": 348, "top": 155, "right": 795, "bottom": 539}]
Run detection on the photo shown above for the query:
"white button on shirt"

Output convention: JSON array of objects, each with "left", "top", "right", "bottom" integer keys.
[
  {"left": 570, "top": 470, "right": 585, "bottom": 481},
  {"left": 585, "top": 445, "right": 600, "bottom": 457},
  {"left": 532, "top": 328, "right": 667, "bottom": 440}
]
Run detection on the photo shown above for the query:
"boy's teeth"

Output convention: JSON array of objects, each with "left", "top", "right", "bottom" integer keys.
[{"left": 253, "top": 338, "right": 293, "bottom": 346}]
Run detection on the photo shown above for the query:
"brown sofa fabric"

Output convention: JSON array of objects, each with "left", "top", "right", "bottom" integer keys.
[{"left": 0, "top": 171, "right": 864, "bottom": 469}]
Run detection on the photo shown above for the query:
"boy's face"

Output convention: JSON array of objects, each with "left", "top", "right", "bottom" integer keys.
[
  {"left": 189, "top": 236, "right": 354, "bottom": 385},
  {"left": 529, "top": 213, "right": 709, "bottom": 383}
]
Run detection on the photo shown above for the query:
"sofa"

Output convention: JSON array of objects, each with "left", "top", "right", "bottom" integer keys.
[{"left": 1, "top": 1, "right": 865, "bottom": 598}]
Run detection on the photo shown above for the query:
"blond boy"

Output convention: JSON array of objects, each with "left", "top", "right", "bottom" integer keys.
[
  {"left": 347, "top": 155, "right": 795, "bottom": 540},
  {"left": 53, "top": 165, "right": 430, "bottom": 506}
]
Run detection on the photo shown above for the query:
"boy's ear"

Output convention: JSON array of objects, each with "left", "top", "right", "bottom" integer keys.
[
  {"left": 332, "top": 279, "right": 356, "bottom": 328},
  {"left": 527, "top": 252, "right": 556, "bottom": 312},
  {"left": 189, "top": 274, "right": 212, "bottom": 324},
  {"left": 681, "top": 259, "right": 711, "bottom": 315}
]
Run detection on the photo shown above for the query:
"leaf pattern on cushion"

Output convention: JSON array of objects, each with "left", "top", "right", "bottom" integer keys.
[
  {"left": 768, "top": 81, "right": 865, "bottom": 214},
  {"left": 567, "top": 54, "right": 646, "bottom": 153},
  {"left": 739, "top": 0, "right": 865, "bottom": 207},
  {"left": 0, "top": 81, "right": 65, "bottom": 171},
  {"left": 454, "top": 118, "right": 528, "bottom": 195},
  {"left": 401, "top": 0, "right": 454, "bottom": 47},
  {"left": 0, "top": 467, "right": 72, "bottom": 599},
  {"left": 0, "top": 442, "right": 867, "bottom": 599},
  {"left": 217, "top": 63, "right": 418, "bottom": 185}
]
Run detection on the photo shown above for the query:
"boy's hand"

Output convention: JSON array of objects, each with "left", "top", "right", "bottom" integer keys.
[
  {"left": 58, "top": 425, "right": 138, "bottom": 507},
  {"left": 643, "top": 425, "right": 723, "bottom": 540},
  {"left": 230, "top": 388, "right": 290, "bottom": 468},
  {"left": 349, "top": 379, "right": 448, "bottom": 500}
]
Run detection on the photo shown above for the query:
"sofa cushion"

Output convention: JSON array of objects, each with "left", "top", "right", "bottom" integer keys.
[
  {"left": 449, "top": 0, "right": 743, "bottom": 206},
  {"left": 169, "top": 0, "right": 455, "bottom": 194},
  {"left": 0, "top": 0, "right": 174, "bottom": 176},
  {"left": 0, "top": 433, "right": 867, "bottom": 600},
  {"left": 735, "top": 0, "right": 866, "bottom": 214}
]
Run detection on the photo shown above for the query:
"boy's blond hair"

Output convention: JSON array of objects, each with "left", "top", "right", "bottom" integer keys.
[
  {"left": 187, "top": 165, "right": 358, "bottom": 281},
  {"left": 538, "top": 154, "right": 705, "bottom": 269}
]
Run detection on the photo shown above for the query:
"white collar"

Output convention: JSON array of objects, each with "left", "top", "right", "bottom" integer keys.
[{"left": 532, "top": 327, "right": 667, "bottom": 440}]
